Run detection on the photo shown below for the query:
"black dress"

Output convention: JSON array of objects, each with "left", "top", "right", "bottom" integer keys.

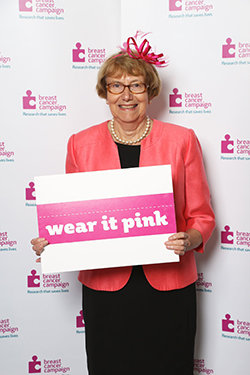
[{"left": 82, "top": 143, "right": 196, "bottom": 375}]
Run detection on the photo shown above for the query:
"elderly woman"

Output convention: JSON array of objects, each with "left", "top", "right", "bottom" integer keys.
[{"left": 32, "top": 34, "right": 215, "bottom": 375}]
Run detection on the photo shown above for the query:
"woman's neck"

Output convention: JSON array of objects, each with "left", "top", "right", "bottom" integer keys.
[{"left": 108, "top": 117, "right": 152, "bottom": 145}]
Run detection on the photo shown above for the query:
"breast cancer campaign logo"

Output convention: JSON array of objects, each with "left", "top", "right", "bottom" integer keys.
[
  {"left": 25, "top": 182, "right": 37, "bottom": 207},
  {"left": 76, "top": 310, "right": 85, "bottom": 328},
  {"left": 23, "top": 90, "right": 36, "bottom": 110},
  {"left": 19, "top": 0, "right": 65, "bottom": 18},
  {"left": 222, "top": 37, "right": 250, "bottom": 59},
  {"left": 169, "top": 0, "right": 182, "bottom": 11},
  {"left": 27, "top": 270, "right": 40, "bottom": 288},
  {"left": 221, "top": 134, "right": 250, "bottom": 160},
  {"left": 19, "top": 0, "right": 33, "bottom": 12},
  {"left": 76, "top": 310, "right": 85, "bottom": 333},
  {"left": 221, "top": 225, "right": 234, "bottom": 244},
  {"left": 28, "top": 356, "right": 70, "bottom": 374},
  {"left": 0, "top": 232, "right": 18, "bottom": 252},
  {"left": 221, "top": 134, "right": 234, "bottom": 153},
  {"left": 196, "top": 272, "right": 212, "bottom": 292},
  {"left": 221, "top": 225, "right": 250, "bottom": 251},
  {"left": 0, "top": 318, "right": 19, "bottom": 338},
  {"left": 22, "top": 90, "right": 66, "bottom": 115},
  {"left": 222, "top": 314, "right": 250, "bottom": 341},
  {"left": 222, "top": 38, "right": 235, "bottom": 58},
  {"left": 0, "top": 141, "right": 15, "bottom": 162},
  {"left": 26, "top": 182, "right": 36, "bottom": 200},
  {"left": 29, "top": 356, "right": 41, "bottom": 373},
  {"left": 27, "top": 270, "right": 70, "bottom": 293},
  {"left": 168, "top": 0, "right": 213, "bottom": 16},
  {"left": 0, "top": 52, "right": 11, "bottom": 68},
  {"left": 222, "top": 37, "right": 250, "bottom": 65},
  {"left": 72, "top": 43, "right": 85, "bottom": 62},
  {"left": 222, "top": 314, "right": 234, "bottom": 332},
  {"left": 194, "top": 359, "right": 214, "bottom": 375},
  {"left": 72, "top": 42, "right": 106, "bottom": 68},
  {"left": 169, "top": 88, "right": 212, "bottom": 114},
  {"left": 169, "top": 88, "right": 182, "bottom": 107}
]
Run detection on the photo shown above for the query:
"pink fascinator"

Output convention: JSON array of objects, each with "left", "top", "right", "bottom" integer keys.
[{"left": 117, "top": 31, "right": 169, "bottom": 67}]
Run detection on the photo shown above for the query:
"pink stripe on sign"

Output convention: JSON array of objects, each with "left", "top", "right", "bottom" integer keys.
[{"left": 37, "top": 193, "right": 176, "bottom": 245}]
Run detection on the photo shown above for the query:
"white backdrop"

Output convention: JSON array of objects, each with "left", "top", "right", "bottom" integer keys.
[{"left": 1, "top": 1, "right": 249, "bottom": 374}]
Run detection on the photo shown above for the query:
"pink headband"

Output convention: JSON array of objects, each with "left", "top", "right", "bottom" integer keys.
[{"left": 117, "top": 31, "right": 169, "bottom": 67}]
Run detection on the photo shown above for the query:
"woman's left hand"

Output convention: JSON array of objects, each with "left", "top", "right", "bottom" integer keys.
[{"left": 164, "top": 229, "right": 202, "bottom": 256}]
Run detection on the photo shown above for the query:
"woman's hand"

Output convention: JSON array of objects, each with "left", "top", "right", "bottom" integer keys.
[
  {"left": 164, "top": 229, "right": 202, "bottom": 256},
  {"left": 31, "top": 237, "right": 49, "bottom": 263}
]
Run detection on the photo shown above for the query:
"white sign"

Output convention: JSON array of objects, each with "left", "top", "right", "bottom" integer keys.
[{"left": 35, "top": 165, "right": 179, "bottom": 273}]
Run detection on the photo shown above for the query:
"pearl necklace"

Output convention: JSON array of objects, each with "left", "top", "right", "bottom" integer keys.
[{"left": 110, "top": 116, "right": 151, "bottom": 145}]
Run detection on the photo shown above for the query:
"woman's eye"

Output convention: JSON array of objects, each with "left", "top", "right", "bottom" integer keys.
[
  {"left": 113, "top": 83, "right": 121, "bottom": 88},
  {"left": 131, "top": 83, "right": 141, "bottom": 88}
]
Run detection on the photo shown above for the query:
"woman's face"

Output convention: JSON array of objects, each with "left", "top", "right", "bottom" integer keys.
[{"left": 106, "top": 73, "right": 149, "bottom": 128}]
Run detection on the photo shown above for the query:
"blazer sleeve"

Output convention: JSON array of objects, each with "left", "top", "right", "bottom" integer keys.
[
  {"left": 184, "top": 129, "right": 215, "bottom": 252},
  {"left": 65, "top": 134, "right": 79, "bottom": 174}
]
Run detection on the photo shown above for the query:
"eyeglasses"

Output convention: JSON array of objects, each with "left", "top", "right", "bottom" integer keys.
[{"left": 106, "top": 82, "right": 148, "bottom": 95}]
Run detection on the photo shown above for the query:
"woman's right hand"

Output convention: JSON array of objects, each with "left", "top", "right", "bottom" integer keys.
[{"left": 31, "top": 237, "right": 49, "bottom": 263}]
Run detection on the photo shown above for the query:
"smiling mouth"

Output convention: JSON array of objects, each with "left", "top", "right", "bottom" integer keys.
[{"left": 118, "top": 104, "right": 138, "bottom": 109}]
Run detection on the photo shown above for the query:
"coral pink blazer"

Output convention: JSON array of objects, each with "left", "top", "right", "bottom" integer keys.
[{"left": 66, "top": 120, "right": 215, "bottom": 291}]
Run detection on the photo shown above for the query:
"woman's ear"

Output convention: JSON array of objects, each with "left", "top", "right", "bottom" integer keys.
[{"left": 148, "top": 94, "right": 153, "bottom": 105}]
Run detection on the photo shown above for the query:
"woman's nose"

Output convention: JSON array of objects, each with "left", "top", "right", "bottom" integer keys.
[{"left": 121, "top": 86, "right": 133, "bottom": 100}]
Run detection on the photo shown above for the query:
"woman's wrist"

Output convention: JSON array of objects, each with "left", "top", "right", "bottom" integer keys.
[{"left": 185, "top": 229, "right": 202, "bottom": 251}]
